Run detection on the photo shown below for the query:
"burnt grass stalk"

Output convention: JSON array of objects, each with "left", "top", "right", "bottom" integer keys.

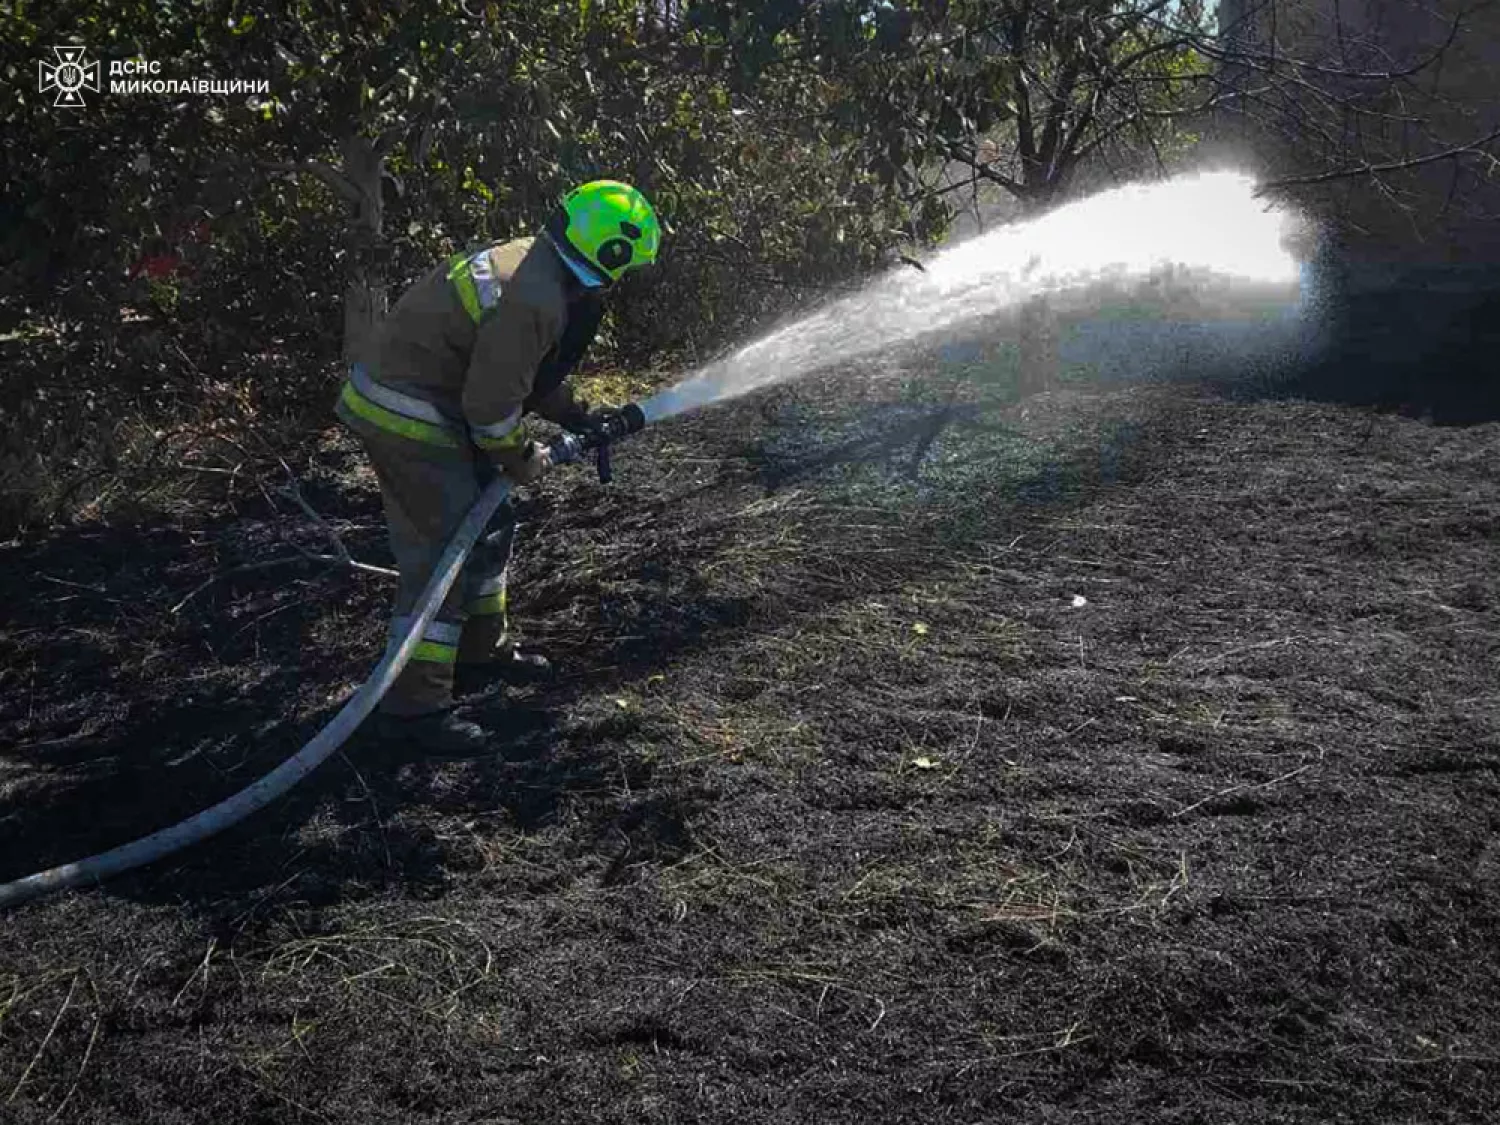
[{"left": 2, "top": 365, "right": 1499, "bottom": 1124}]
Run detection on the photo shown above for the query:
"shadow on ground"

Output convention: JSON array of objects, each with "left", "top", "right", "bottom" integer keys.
[
  {"left": 0, "top": 385, "right": 1151, "bottom": 926},
  {"left": 1221, "top": 266, "right": 1500, "bottom": 425},
  {"left": 3, "top": 373, "right": 1499, "bottom": 1125}
]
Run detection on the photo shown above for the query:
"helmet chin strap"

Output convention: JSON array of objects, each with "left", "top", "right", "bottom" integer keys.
[{"left": 544, "top": 228, "right": 608, "bottom": 289}]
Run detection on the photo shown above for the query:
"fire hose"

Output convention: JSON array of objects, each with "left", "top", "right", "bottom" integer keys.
[{"left": 0, "top": 405, "right": 647, "bottom": 911}]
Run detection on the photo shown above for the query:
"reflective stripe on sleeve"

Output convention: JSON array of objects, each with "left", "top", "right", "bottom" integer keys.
[
  {"left": 448, "top": 253, "right": 482, "bottom": 322},
  {"left": 469, "top": 408, "right": 526, "bottom": 452},
  {"left": 468, "top": 252, "right": 503, "bottom": 310},
  {"left": 448, "top": 250, "right": 504, "bottom": 323}
]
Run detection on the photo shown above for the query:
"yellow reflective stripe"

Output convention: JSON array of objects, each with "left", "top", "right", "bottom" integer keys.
[
  {"left": 350, "top": 362, "right": 450, "bottom": 424},
  {"left": 473, "top": 420, "right": 529, "bottom": 452},
  {"left": 447, "top": 253, "right": 482, "bottom": 323},
  {"left": 471, "top": 407, "right": 521, "bottom": 440},
  {"left": 411, "top": 640, "right": 458, "bottom": 664},
  {"left": 339, "top": 382, "right": 461, "bottom": 448},
  {"left": 464, "top": 590, "right": 507, "bottom": 616}
]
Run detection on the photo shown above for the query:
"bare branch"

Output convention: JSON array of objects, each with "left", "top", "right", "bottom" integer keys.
[
  {"left": 1256, "top": 124, "right": 1500, "bottom": 191},
  {"left": 276, "top": 482, "right": 353, "bottom": 566},
  {"left": 169, "top": 553, "right": 395, "bottom": 615},
  {"left": 1194, "top": 4, "right": 1468, "bottom": 83}
]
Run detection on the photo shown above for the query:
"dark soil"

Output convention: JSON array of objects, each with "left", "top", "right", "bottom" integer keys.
[{"left": 2, "top": 372, "right": 1499, "bottom": 1124}]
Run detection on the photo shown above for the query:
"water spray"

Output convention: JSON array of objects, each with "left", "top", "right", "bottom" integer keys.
[{"left": 637, "top": 171, "right": 1308, "bottom": 426}]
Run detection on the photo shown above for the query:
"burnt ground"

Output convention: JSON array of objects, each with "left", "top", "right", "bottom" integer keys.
[{"left": 1, "top": 368, "right": 1499, "bottom": 1124}]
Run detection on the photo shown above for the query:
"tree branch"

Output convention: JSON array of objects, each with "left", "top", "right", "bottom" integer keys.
[
  {"left": 374, "top": 124, "right": 404, "bottom": 159},
  {"left": 263, "top": 159, "right": 362, "bottom": 205},
  {"left": 1187, "top": 5, "right": 1467, "bottom": 84},
  {"left": 169, "top": 552, "right": 395, "bottom": 615},
  {"left": 1011, "top": 3, "right": 1038, "bottom": 178},
  {"left": 1255, "top": 124, "right": 1500, "bottom": 191},
  {"left": 942, "top": 139, "right": 1025, "bottom": 196}
]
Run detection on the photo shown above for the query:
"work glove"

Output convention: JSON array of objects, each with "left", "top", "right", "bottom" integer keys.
[
  {"left": 532, "top": 383, "right": 589, "bottom": 429},
  {"left": 490, "top": 439, "right": 552, "bottom": 486},
  {"left": 534, "top": 385, "right": 619, "bottom": 442}
]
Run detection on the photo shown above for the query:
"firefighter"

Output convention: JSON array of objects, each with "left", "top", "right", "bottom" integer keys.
[{"left": 337, "top": 180, "right": 662, "bottom": 753}]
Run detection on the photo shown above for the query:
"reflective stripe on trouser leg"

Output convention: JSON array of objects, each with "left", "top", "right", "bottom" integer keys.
[
  {"left": 458, "top": 512, "right": 515, "bottom": 664},
  {"left": 382, "top": 619, "right": 462, "bottom": 716},
  {"left": 457, "top": 576, "right": 509, "bottom": 664},
  {"left": 361, "top": 431, "right": 488, "bottom": 715},
  {"left": 387, "top": 616, "right": 463, "bottom": 665}
]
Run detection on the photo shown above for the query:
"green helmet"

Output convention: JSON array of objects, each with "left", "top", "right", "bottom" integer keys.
[{"left": 549, "top": 180, "right": 661, "bottom": 286}]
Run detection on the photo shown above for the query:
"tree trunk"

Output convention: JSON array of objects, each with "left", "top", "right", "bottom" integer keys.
[
  {"left": 338, "top": 133, "right": 388, "bottom": 367},
  {"left": 1014, "top": 185, "right": 1060, "bottom": 397},
  {"left": 343, "top": 269, "right": 384, "bottom": 368},
  {"left": 1017, "top": 294, "right": 1058, "bottom": 396}
]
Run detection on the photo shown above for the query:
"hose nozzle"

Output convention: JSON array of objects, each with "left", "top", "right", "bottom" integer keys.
[
  {"left": 598, "top": 402, "right": 647, "bottom": 442},
  {"left": 540, "top": 401, "right": 646, "bottom": 484}
]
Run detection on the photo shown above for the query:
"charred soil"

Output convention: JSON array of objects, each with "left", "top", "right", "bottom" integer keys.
[{"left": 2, "top": 375, "right": 1499, "bottom": 1124}]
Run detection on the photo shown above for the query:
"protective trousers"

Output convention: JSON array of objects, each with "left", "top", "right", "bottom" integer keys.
[{"left": 360, "top": 431, "right": 517, "bottom": 715}]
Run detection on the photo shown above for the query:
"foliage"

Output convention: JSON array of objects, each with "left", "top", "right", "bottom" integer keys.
[
  {"left": 0, "top": 0, "right": 1218, "bottom": 532},
  {"left": 684, "top": 1, "right": 1215, "bottom": 213}
]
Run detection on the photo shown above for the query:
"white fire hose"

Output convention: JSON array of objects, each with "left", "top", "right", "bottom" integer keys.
[{"left": 0, "top": 478, "right": 513, "bottom": 911}]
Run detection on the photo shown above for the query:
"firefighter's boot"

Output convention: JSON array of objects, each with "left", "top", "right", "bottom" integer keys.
[
  {"left": 369, "top": 707, "right": 493, "bottom": 757},
  {"left": 455, "top": 614, "right": 554, "bottom": 698}
]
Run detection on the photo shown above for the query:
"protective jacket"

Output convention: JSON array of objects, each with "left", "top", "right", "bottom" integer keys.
[{"left": 336, "top": 235, "right": 604, "bottom": 465}]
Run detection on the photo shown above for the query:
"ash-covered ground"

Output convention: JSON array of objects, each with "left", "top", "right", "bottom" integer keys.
[{"left": 2, "top": 367, "right": 1498, "bottom": 1124}]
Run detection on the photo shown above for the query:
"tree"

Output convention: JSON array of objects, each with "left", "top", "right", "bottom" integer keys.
[
  {"left": 684, "top": 1, "right": 1221, "bottom": 392},
  {"left": 1210, "top": 0, "right": 1500, "bottom": 263},
  {"left": 225, "top": 2, "right": 512, "bottom": 364}
]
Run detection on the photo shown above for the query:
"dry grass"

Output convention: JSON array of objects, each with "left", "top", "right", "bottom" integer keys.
[{"left": 2, "top": 373, "right": 1499, "bottom": 1122}]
